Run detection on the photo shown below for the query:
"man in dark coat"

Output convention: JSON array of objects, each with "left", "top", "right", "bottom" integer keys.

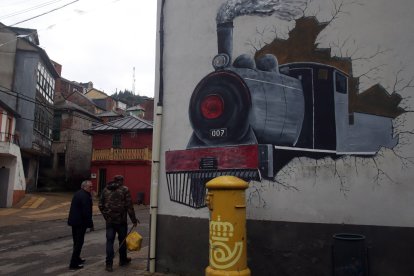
[
  {"left": 99, "top": 175, "right": 138, "bottom": 272},
  {"left": 67, "top": 180, "right": 94, "bottom": 270}
]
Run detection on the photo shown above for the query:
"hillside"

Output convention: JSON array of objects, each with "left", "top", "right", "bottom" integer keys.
[{"left": 111, "top": 89, "right": 153, "bottom": 107}]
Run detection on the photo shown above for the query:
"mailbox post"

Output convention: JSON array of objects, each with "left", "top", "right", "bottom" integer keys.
[{"left": 205, "top": 176, "right": 251, "bottom": 276}]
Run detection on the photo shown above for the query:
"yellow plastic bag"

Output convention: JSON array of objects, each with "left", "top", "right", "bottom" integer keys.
[{"left": 126, "top": 231, "right": 142, "bottom": 251}]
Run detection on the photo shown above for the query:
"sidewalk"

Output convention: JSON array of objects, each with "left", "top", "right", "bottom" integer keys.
[
  {"left": 0, "top": 192, "right": 177, "bottom": 276},
  {"left": 0, "top": 192, "right": 74, "bottom": 227},
  {"left": 65, "top": 246, "right": 172, "bottom": 276}
]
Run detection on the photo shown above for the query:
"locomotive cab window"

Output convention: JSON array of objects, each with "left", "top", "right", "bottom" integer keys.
[
  {"left": 335, "top": 72, "right": 348, "bottom": 94},
  {"left": 318, "top": 69, "right": 329, "bottom": 80}
]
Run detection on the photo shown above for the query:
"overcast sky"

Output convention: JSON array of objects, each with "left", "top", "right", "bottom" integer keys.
[{"left": 0, "top": 0, "right": 157, "bottom": 97}]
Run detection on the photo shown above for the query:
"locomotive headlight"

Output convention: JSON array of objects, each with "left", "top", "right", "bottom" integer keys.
[
  {"left": 212, "top": 54, "right": 230, "bottom": 70},
  {"left": 200, "top": 94, "right": 224, "bottom": 119},
  {"left": 189, "top": 70, "right": 251, "bottom": 145}
]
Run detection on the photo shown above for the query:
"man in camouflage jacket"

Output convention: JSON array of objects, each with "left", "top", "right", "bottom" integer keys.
[{"left": 99, "top": 175, "right": 138, "bottom": 272}]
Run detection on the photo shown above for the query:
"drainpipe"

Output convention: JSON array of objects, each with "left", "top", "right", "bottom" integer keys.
[
  {"left": 149, "top": 105, "right": 162, "bottom": 272},
  {"left": 149, "top": 0, "right": 165, "bottom": 272}
]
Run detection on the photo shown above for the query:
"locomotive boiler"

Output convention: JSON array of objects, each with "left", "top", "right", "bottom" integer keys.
[
  {"left": 165, "top": 21, "right": 397, "bottom": 208},
  {"left": 188, "top": 22, "right": 304, "bottom": 149}
]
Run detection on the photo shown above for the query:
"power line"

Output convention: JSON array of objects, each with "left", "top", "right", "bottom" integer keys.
[
  {"left": 0, "top": 87, "right": 101, "bottom": 126},
  {"left": 0, "top": 0, "right": 36, "bottom": 9},
  {"left": 0, "top": 85, "right": 124, "bottom": 130},
  {"left": 0, "top": 0, "right": 68, "bottom": 21},
  {"left": 9, "top": 0, "right": 79, "bottom": 27},
  {"left": 2, "top": 0, "right": 122, "bottom": 29},
  {"left": 17, "top": 113, "right": 90, "bottom": 134},
  {"left": 0, "top": 0, "right": 147, "bottom": 96}
]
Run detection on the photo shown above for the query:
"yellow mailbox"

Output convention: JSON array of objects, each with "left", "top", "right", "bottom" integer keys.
[{"left": 205, "top": 176, "right": 251, "bottom": 276}]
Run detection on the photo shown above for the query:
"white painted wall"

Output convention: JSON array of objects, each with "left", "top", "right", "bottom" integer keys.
[
  {"left": 0, "top": 110, "right": 25, "bottom": 207},
  {"left": 0, "top": 143, "right": 25, "bottom": 207},
  {"left": 117, "top": 101, "right": 127, "bottom": 110},
  {"left": 155, "top": 0, "right": 414, "bottom": 227}
]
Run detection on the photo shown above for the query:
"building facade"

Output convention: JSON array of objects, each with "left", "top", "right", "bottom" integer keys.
[
  {"left": 85, "top": 88, "right": 117, "bottom": 112},
  {"left": 96, "top": 110, "right": 123, "bottom": 123},
  {"left": 38, "top": 100, "right": 100, "bottom": 191},
  {"left": 53, "top": 77, "right": 104, "bottom": 115},
  {"left": 0, "top": 100, "right": 25, "bottom": 207},
  {"left": 141, "top": 99, "right": 154, "bottom": 121},
  {"left": 126, "top": 104, "right": 145, "bottom": 118},
  {"left": 85, "top": 116, "right": 153, "bottom": 204},
  {"left": 115, "top": 100, "right": 127, "bottom": 113},
  {"left": 0, "top": 23, "right": 59, "bottom": 193}
]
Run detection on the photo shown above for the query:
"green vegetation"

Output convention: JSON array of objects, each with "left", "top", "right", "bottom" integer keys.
[{"left": 111, "top": 89, "right": 152, "bottom": 107}]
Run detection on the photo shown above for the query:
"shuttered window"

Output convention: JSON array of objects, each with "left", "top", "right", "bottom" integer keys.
[{"left": 113, "top": 133, "right": 122, "bottom": 148}]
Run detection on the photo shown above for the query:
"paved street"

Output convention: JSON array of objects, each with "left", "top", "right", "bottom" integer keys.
[{"left": 0, "top": 193, "right": 175, "bottom": 276}]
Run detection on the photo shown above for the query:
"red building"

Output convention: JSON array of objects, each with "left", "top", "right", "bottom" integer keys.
[{"left": 84, "top": 116, "right": 153, "bottom": 204}]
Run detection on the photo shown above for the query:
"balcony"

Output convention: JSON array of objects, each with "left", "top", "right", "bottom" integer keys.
[
  {"left": 0, "top": 132, "right": 20, "bottom": 146},
  {"left": 32, "top": 130, "right": 52, "bottom": 155},
  {"left": 92, "top": 147, "right": 151, "bottom": 161}
]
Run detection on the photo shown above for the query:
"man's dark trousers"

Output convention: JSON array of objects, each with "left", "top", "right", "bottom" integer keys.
[
  {"left": 105, "top": 223, "right": 128, "bottom": 264},
  {"left": 70, "top": 225, "right": 87, "bottom": 266}
]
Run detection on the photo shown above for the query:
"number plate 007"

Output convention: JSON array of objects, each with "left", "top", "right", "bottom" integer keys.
[{"left": 209, "top": 128, "right": 227, "bottom": 138}]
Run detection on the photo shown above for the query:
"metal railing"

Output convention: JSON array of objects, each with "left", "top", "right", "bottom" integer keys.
[
  {"left": 92, "top": 147, "right": 152, "bottom": 161},
  {"left": 0, "top": 132, "right": 20, "bottom": 146}
]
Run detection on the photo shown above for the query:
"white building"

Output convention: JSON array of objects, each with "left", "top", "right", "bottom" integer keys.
[
  {"left": 151, "top": 0, "right": 414, "bottom": 275},
  {"left": 0, "top": 100, "right": 25, "bottom": 207}
]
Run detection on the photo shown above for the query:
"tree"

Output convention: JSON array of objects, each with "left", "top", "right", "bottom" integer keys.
[{"left": 111, "top": 89, "right": 152, "bottom": 108}]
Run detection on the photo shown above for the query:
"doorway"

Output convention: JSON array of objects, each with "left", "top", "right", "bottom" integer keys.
[
  {"left": 0, "top": 168, "right": 10, "bottom": 208},
  {"left": 286, "top": 66, "right": 336, "bottom": 150},
  {"left": 98, "top": 168, "right": 107, "bottom": 195}
]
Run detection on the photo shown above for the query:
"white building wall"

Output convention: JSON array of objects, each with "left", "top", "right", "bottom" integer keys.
[
  {"left": 117, "top": 101, "right": 127, "bottom": 110},
  {"left": 0, "top": 110, "right": 25, "bottom": 207},
  {"left": 0, "top": 143, "right": 25, "bottom": 207},
  {"left": 155, "top": 0, "right": 414, "bottom": 227}
]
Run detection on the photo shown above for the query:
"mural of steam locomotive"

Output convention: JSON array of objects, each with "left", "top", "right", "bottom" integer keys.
[{"left": 165, "top": 22, "right": 397, "bottom": 208}]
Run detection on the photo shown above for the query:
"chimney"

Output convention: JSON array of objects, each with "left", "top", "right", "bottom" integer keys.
[{"left": 217, "top": 21, "right": 233, "bottom": 61}]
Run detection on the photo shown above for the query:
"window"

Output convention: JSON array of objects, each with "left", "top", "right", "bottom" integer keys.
[
  {"left": 112, "top": 133, "right": 122, "bottom": 148},
  {"left": 58, "top": 153, "right": 66, "bottom": 168},
  {"left": 318, "top": 69, "right": 329, "bottom": 80},
  {"left": 34, "top": 100, "right": 53, "bottom": 140},
  {"left": 36, "top": 62, "right": 55, "bottom": 104},
  {"left": 52, "top": 112, "right": 62, "bottom": 141},
  {"left": 22, "top": 157, "right": 30, "bottom": 177},
  {"left": 349, "top": 113, "right": 354, "bottom": 125},
  {"left": 39, "top": 156, "right": 52, "bottom": 169},
  {"left": 335, "top": 72, "right": 348, "bottom": 94}
]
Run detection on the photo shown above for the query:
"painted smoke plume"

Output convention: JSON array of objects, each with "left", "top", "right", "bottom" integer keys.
[
  {"left": 216, "top": 0, "right": 306, "bottom": 59},
  {"left": 216, "top": 0, "right": 307, "bottom": 24}
]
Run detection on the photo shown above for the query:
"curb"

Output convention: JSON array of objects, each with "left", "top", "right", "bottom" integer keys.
[{"left": 62, "top": 247, "right": 150, "bottom": 276}]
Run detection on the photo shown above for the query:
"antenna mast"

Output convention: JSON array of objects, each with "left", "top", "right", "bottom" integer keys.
[{"left": 132, "top": 67, "right": 136, "bottom": 95}]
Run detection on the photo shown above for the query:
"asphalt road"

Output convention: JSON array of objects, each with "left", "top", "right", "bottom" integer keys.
[{"left": 0, "top": 208, "right": 150, "bottom": 276}]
